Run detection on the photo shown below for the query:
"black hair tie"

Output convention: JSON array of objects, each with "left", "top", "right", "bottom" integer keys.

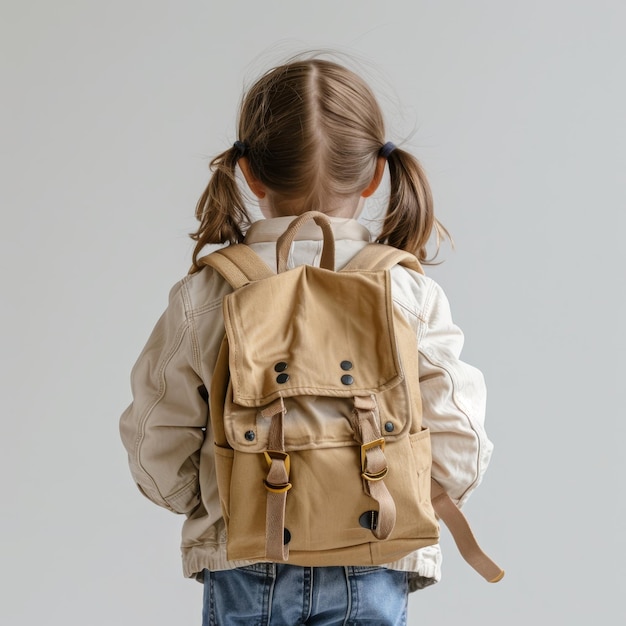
[
  {"left": 379, "top": 142, "right": 396, "bottom": 159},
  {"left": 233, "top": 140, "right": 248, "bottom": 158}
]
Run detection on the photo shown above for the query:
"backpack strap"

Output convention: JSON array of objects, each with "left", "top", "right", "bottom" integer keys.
[
  {"left": 352, "top": 395, "right": 396, "bottom": 540},
  {"left": 341, "top": 243, "right": 424, "bottom": 274},
  {"left": 431, "top": 479, "right": 505, "bottom": 583},
  {"left": 262, "top": 398, "right": 291, "bottom": 561},
  {"left": 198, "top": 244, "right": 274, "bottom": 289}
]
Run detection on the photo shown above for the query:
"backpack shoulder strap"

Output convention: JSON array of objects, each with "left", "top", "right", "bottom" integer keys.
[
  {"left": 197, "top": 244, "right": 274, "bottom": 289},
  {"left": 341, "top": 243, "right": 424, "bottom": 275}
]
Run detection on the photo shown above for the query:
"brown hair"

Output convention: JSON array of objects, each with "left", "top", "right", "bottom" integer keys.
[{"left": 189, "top": 57, "right": 450, "bottom": 272}]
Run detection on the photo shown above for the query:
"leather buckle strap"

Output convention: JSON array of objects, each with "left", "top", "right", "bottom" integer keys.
[
  {"left": 351, "top": 395, "right": 396, "bottom": 540},
  {"left": 262, "top": 398, "right": 290, "bottom": 561}
]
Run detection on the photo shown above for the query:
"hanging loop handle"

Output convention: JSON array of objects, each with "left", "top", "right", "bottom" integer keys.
[{"left": 276, "top": 211, "right": 335, "bottom": 273}]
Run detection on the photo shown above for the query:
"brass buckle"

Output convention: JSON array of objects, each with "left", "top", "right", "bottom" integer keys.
[
  {"left": 360, "top": 438, "right": 388, "bottom": 482},
  {"left": 264, "top": 450, "right": 291, "bottom": 473},
  {"left": 361, "top": 467, "right": 388, "bottom": 482},
  {"left": 263, "top": 479, "right": 293, "bottom": 493},
  {"left": 263, "top": 450, "right": 292, "bottom": 493}
]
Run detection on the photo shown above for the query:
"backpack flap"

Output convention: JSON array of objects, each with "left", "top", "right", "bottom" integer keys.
[{"left": 221, "top": 264, "right": 408, "bottom": 452}]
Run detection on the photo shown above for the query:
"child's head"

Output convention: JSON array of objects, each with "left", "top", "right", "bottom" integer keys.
[
  {"left": 190, "top": 55, "right": 449, "bottom": 270},
  {"left": 236, "top": 59, "right": 385, "bottom": 219}
]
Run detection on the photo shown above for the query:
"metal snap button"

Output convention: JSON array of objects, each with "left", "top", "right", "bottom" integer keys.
[{"left": 359, "top": 510, "right": 379, "bottom": 531}]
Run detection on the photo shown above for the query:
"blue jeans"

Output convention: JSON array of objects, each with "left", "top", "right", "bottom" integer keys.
[{"left": 202, "top": 564, "right": 408, "bottom": 625}]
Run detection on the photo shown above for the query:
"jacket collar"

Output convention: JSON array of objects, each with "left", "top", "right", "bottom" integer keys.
[{"left": 244, "top": 216, "right": 371, "bottom": 244}]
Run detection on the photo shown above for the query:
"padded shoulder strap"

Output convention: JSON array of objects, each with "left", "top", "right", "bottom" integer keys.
[
  {"left": 341, "top": 243, "right": 424, "bottom": 275},
  {"left": 198, "top": 245, "right": 274, "bottom": 289}
]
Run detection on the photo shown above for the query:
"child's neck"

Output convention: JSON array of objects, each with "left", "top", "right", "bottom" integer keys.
[{"left": 259, "top": 195, "right": 365, "bottom": 220}]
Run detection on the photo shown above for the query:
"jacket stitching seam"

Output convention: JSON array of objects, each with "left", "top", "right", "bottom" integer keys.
[
  {"left": 392, "top": 297, "right": 423, "bottom": 323},
  {"left": 134, "top": 320, "right": 190, "bottom": 506},
  {"left": 181, "top": 280, "right": 204, "bottom": 377},
  {"left": 165, "top": 476, "right": 199, "bottom": 508},
  {"left": 419, "top": 348, "right": 483, "bottom": 502},
  {"left": 187, "top": 298, "right": 224, "bottom": 318}
]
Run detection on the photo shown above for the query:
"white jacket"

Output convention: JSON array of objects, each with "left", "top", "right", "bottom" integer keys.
[{"left": 119, "top": 216, "right": 493, "bottom": 591}]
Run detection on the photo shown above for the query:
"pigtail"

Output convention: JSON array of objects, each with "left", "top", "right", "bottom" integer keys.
[
  {"left": 188, "top": 146, "right": 251, "bottom": 274},
  {"left": 377, "top": 148, "right": 451, "bottom": 263}
]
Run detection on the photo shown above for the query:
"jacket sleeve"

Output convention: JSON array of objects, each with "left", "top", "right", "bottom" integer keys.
[
  {"left": 418, "top": 281, "right": 493, "bottom": 507},
  {"left": 119, "top": 279, "right": 207, "bottom": 514}
]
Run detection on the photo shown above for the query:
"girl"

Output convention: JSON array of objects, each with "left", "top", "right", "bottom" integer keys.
[{"left": 120, "top": 54, "right": 494, "bottom": 625}]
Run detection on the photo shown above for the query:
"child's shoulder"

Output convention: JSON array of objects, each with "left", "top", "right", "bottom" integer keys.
[
  {"left": 389, "top": 264, "right": 445, "bottom": 324},
  {"left": 170, "top": 263, "right": 233, "bottom": 318}
]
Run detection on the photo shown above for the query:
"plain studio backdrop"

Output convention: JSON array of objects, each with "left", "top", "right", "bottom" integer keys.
[{"left": 1, "top": 1, "right": 624, "bottom": 624}]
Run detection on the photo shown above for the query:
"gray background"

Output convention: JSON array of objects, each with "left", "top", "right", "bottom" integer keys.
[{"left": 1, "top": 1, "right": 624, "bottom": 624}]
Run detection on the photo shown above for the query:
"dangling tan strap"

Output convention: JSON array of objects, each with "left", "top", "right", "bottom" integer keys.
[
  {"left": 431, "top": 479, "right": 505, "bottom": 583},
  {"left": 262, "top": 398, "right": 290, "bottom": 561},
  {"left": 352, "top": 395, "right": 396, "bottom": 540},
  {"left": 342, "top": 243, "right": 424, "bottom": 275},
  {"left": 199, "top": 244, "right": 274, "bottom": 289}
]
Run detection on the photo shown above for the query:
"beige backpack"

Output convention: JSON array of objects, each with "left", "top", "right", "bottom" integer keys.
[{"left": 201, "top": 211, "right": 503, "bottom": 582}]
